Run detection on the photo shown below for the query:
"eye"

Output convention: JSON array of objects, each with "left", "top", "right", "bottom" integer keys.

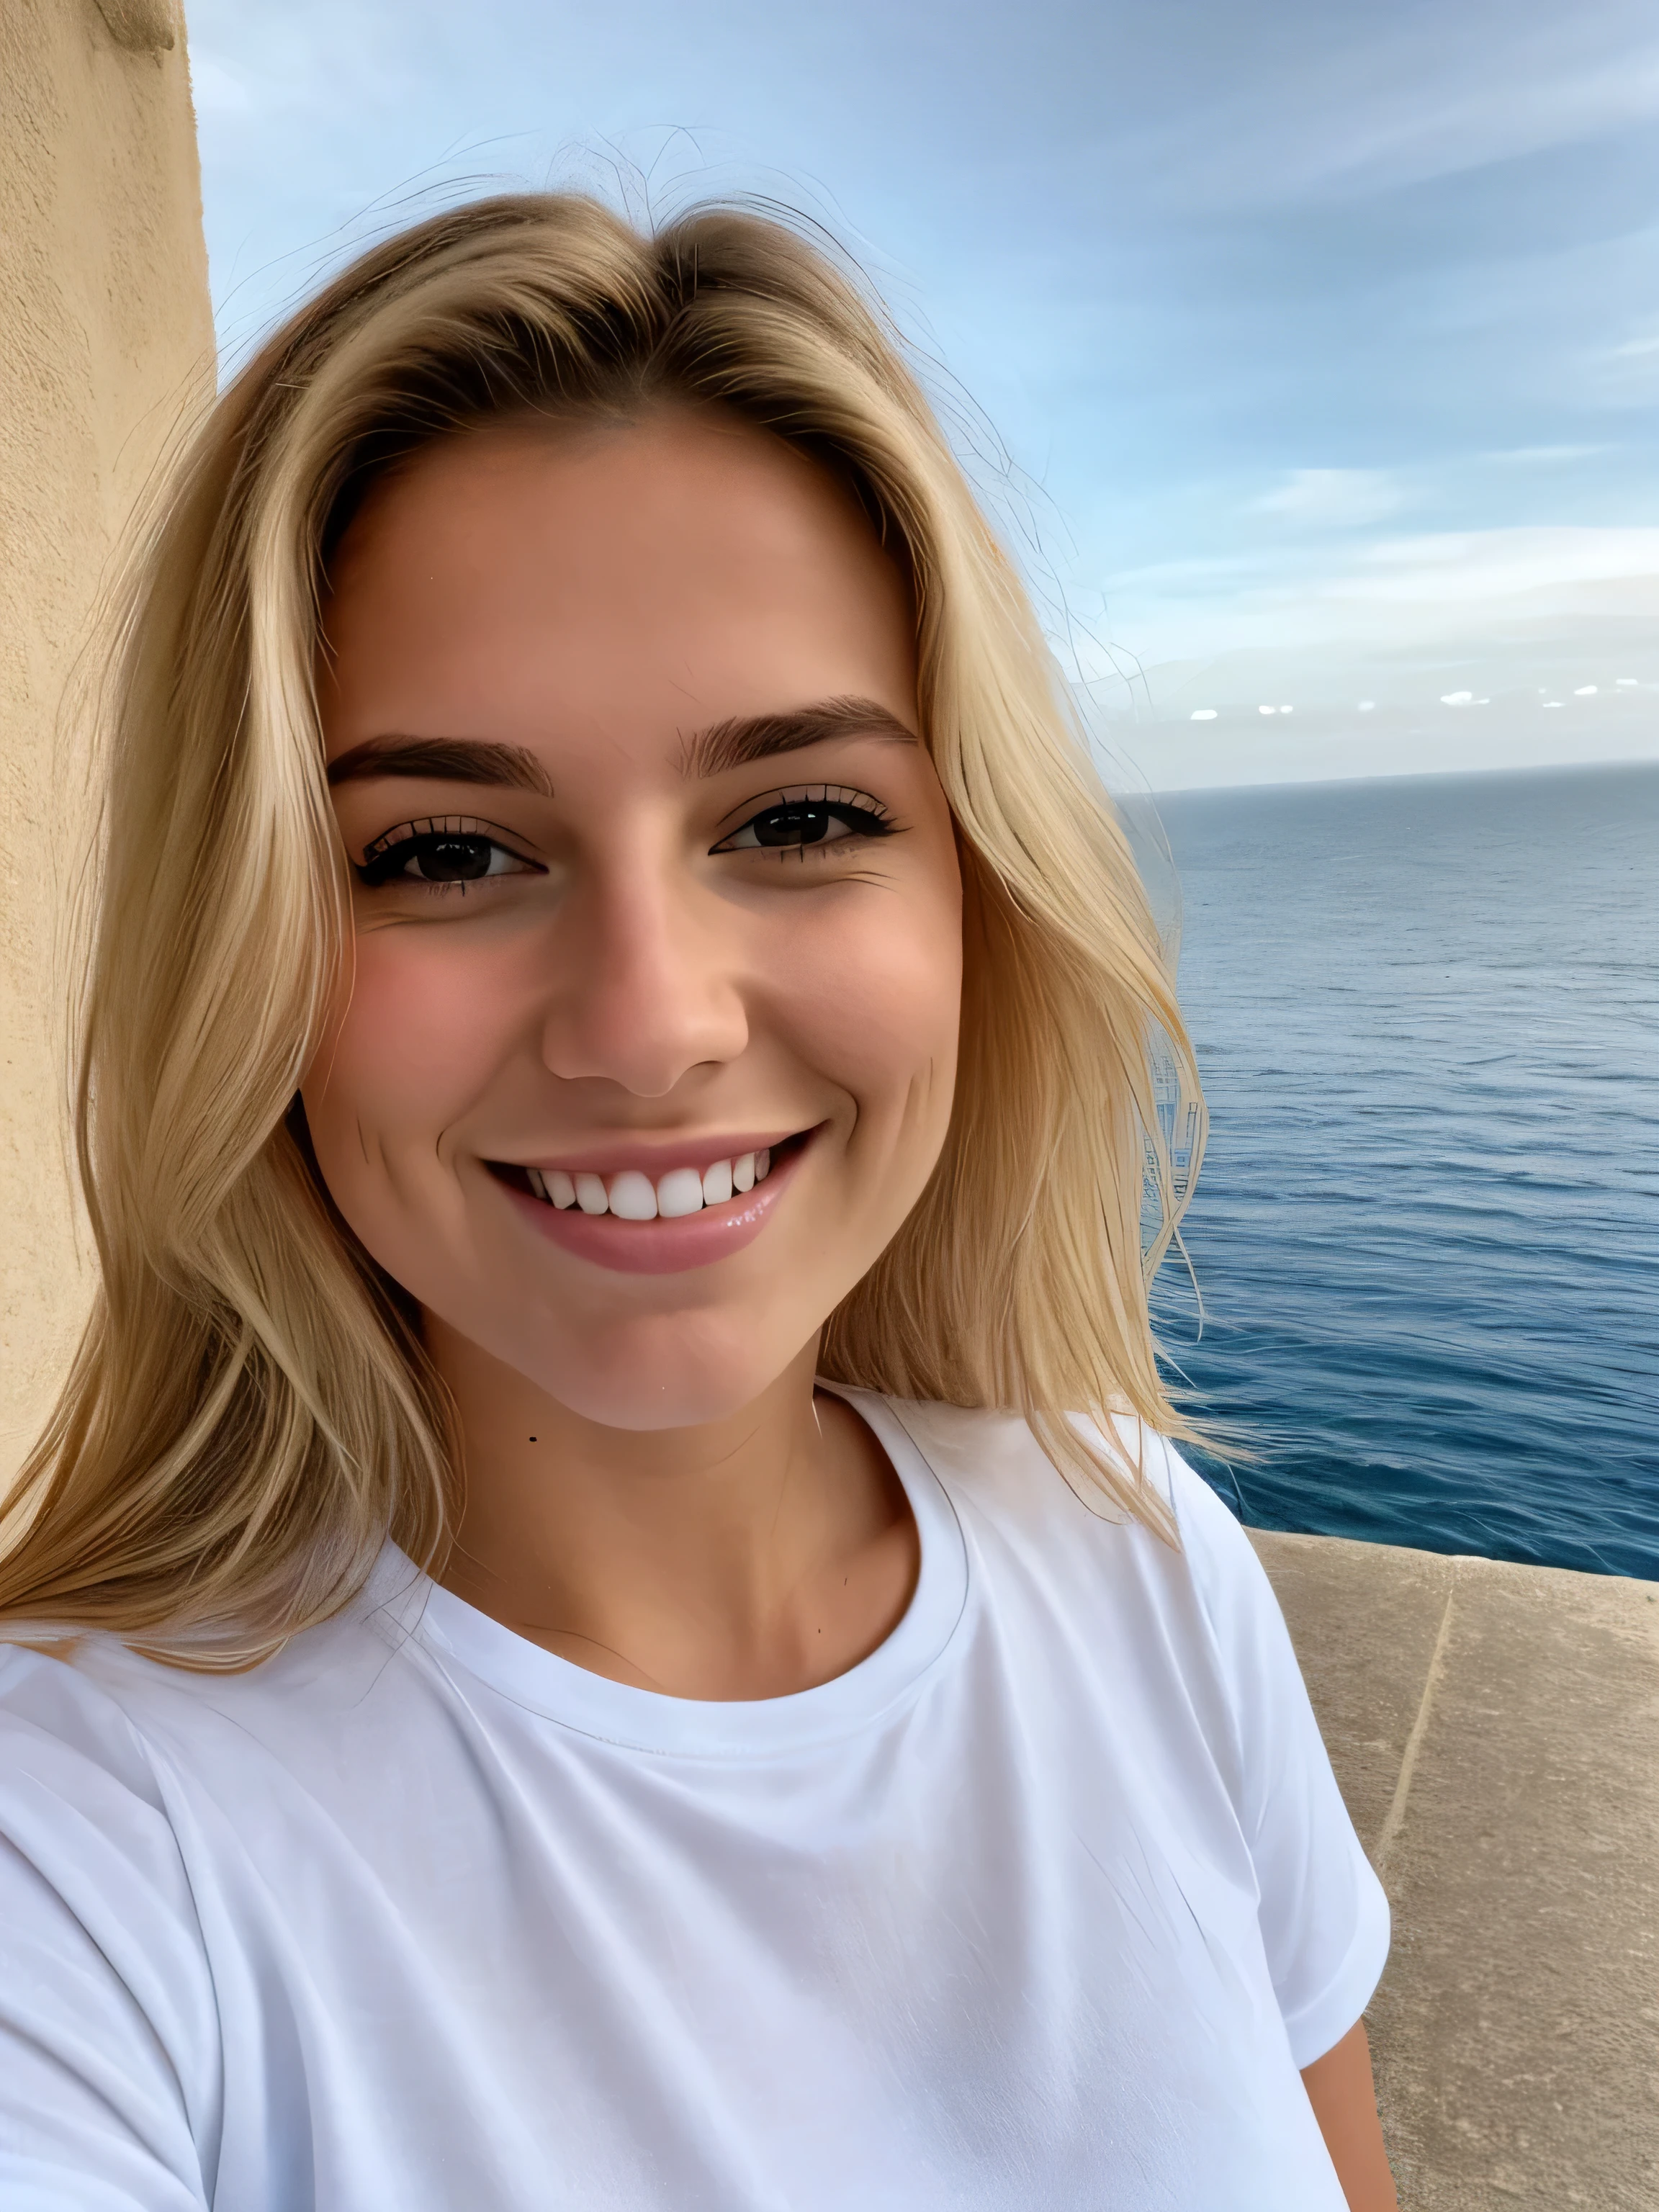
[
  {"left": 356, "top": 818, "right": 543, "bottom": 889},
  {"left": 713, "top": 786, "right": 894, "bottom": 855}
]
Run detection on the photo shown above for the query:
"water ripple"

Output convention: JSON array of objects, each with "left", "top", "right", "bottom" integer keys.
[{"left": 1154, "top": 762, "right": 1659, "bottom": 1579}]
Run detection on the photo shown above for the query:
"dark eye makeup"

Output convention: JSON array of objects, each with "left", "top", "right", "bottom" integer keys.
[
  {"left": 356, "top": 817, "right": 543, "bottom": 889},
  {"left": 712, "top": 786, "right": 895, "bottom": 856},
  {"left": 353, "top": 785, "right": 897, "bottom": 896}
]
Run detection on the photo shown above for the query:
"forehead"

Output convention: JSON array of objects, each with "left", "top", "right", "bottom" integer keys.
[{"left": 318, "top": 410, "right": 915, "bottom": 767}]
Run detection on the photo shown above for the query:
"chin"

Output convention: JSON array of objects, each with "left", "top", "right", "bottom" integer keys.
[{"left": 491, "top": 1303, "right": 815, "bottom": 1434}]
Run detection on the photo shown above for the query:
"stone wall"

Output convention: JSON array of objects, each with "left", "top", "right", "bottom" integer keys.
[
  {"left": 1255, "top": 1529, "right": 1659, "bottom": 2211},
  {"left": 0, "top": 0, "right": 214, "bottom": 1475}
]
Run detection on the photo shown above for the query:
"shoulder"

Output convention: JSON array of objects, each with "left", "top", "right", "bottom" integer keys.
[
  {"left": 0, "top": 1636, "right": 171, "bottom": 1802},
  {"left": 0, "top": 1547, "right": 435, "bottom": 1807},
  {"left": 866, "top": 1393, "right": 1292, "bottom": 1719},
  {"left": 875, "top": 1396, "right": 1364, "bottom": 1844},
  {"left": 0, "top": 1635, "right": 233, "bottom": 1899},
  {"left": 0, "top": 1639, "right": 207, "bottom": 1954},
  {"left": 872, "top": 1390, "right": 1258, "bottom": 1590}
]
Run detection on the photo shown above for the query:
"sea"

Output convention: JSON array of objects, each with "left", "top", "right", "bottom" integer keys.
[{"left": 1151, "top": 760, "right": 1659, "bottom": 1581}]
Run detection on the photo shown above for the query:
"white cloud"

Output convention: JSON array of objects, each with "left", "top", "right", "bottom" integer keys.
[
  {"left": 1107, "top": 7, "right": 1659, "bottom": 214},
  {"left": 1127, "top": 707, "right": 1659, "bottom": 792},
  {"left": 1339, "top": 525, "right": 1659, "bottom": 606},
  {"left": 1481, "top": 444, "right": 1609, "bottom": 465},
  {"left": 182, "top": 0, "right": 1659, "bottom": 790},
  {"left": 1253, "top": 467, "right": 1406, "bottom": 528},
  {"left": 1098, "top": 526, "right": 1659, "bottom": 660},
  {"left": 1595, "top": 319, "right": 1659, "bottom": 403},
  {"left": 1074, "top": 527, "right": 1659, "bottom": 786},
  {"left": 1068, "top": 629, "right": 1659, "bottom": 789}
]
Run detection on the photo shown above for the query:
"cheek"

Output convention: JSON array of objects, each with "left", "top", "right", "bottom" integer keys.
[
  {"left": 773, "top": 875, "right": 963, "bottom": 1136},
  {"left": 303, "top": 926, "right": 529, "bottom": 1166}
]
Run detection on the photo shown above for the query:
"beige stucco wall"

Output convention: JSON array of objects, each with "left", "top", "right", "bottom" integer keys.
[{"left": 0, "top": 0, "right": 214, "bottom": 1475}]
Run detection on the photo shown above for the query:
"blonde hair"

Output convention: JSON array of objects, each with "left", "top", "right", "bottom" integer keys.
[{"left": 0, "top": 194, "right": 1205, "bottom": 1665}]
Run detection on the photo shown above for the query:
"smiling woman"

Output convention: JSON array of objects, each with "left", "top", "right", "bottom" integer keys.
[
  {"left": 307, "top": 410, "right": 968, "bottom": 1442},
  {"left": 0, "top": 196, "right": 1393, "bottom": 2209}
]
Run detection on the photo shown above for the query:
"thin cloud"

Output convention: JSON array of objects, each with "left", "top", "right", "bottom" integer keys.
[
  {"left": 1344, "top": 525, "right": 1659, "bottom": 603},
  {"left": 1594, "top": 319, "right": 1659, "bottom": 404},
  {"left": 1480, "top": 444, "right": 1610, "bottom": 465},
  {"left": 1252, "top": 469, "right": 1408, "bottom": 529},
  {"left": 189, "top": 0, "right": 1659, "bottom": 782},
  {"left": 1107, "top": 3, "right": 1659, "bottom": 212}
]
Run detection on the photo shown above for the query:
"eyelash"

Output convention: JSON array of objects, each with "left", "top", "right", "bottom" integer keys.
[
  {"left": 711, "top": 786, "right": 896, "bottom": 858},
  {"left": 355, "top": 817, "right": 541, "bottom": 891},
  {"left": 354, "top": 785, "right": 897, "bottom": 896}
]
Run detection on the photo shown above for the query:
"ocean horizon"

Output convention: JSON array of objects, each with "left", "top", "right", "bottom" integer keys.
[{"left": 1154, "top": 757, "right": 1659, "bottom": 1580}]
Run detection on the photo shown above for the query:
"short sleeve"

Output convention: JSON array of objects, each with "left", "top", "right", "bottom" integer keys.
[
  {"left": 1166, "top": 1459, "right": 1391, "bottom": 2067},
  {"left": 0, "top": 1648, "right": 220, "bottom": 2211}
]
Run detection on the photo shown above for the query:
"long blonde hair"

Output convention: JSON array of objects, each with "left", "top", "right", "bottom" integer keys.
[{"left": 0, "top": 194, "right": 1206, "bottom": 1665}]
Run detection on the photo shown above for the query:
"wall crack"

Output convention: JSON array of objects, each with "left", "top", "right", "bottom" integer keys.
[{"left": 1374, "top": 1560, "right": 1462, "bottom": 1882}]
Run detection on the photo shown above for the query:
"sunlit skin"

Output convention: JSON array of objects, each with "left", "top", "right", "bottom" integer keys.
[
  {"left": 304, "top": 408, "right": 1394, "bottom": 2208},
  {"left": 306, "top": 410, "right": 958, "bottom": 1702},
  {"left": 1302, "top": 2024, "right": 1398, "bottom": 2212}
]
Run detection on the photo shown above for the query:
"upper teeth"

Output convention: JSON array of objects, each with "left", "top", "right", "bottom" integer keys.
[{"left": 526, "top": 1151, "right": 773, "bottom": 1218}]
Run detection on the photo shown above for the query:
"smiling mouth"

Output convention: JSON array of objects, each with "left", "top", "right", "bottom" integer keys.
[{"left": 487, "top": 1130, "right": 813, "bottom": 1221}]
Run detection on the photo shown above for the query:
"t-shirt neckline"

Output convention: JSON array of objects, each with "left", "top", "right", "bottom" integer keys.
[{"left": 405, "top": 1387, "right": 971, "bottom": 1758}]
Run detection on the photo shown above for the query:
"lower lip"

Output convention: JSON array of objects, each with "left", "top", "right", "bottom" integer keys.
[{"left": 500, "top": 1140, "right": 811, "bottom": 1276}]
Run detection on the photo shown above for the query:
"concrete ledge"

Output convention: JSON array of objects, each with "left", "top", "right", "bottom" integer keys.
[{"left": 1252, "top": 1529, "right": 1659, "bottom": 2211}]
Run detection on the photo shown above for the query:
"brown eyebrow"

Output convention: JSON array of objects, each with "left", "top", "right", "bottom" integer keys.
[
  {"left": 325, "top": 735, "right": 554, "bottom": 796},
  {"left": 682, "top": 696, "right": 919, "bottom": 780},
  {"left": 325, "top": 701, "right": 915, "bottom": 796}
]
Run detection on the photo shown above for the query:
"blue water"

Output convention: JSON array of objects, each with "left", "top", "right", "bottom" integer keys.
[{"left": 1154, "top": 762, "right": 1659, "bottom": 1580}]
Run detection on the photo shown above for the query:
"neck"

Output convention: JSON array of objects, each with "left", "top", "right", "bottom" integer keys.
[{"left": 425, "top": 1323, "right": 919, "bottom": 1701}]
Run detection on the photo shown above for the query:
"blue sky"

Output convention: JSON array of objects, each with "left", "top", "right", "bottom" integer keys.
[{"left": 187, "top": 0, "right": 1659, "bottom": 788}]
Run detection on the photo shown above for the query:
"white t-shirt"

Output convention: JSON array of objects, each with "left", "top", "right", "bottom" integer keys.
[{"left": 0, "top": 1390, "right": 1388, "bottom": 2211}]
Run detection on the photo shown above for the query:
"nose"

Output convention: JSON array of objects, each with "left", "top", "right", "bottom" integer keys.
[{"left": 539, "top": 860, "right": 750, "bottom": 1098}]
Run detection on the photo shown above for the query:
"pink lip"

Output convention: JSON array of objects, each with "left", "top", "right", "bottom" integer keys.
[{"left": 500, "top": 1132, "right": 811, "bottom": 1276}]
